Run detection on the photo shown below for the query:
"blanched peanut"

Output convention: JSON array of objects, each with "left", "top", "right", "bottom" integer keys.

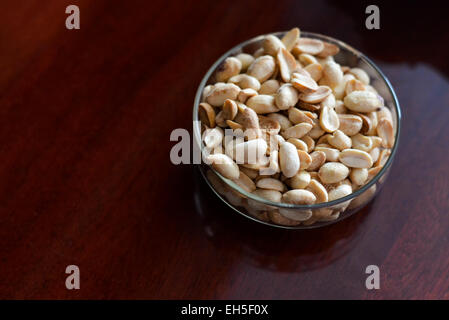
[
  {"left": 334, "top": 100, "right": 348, "bottom": 114},
  {"left": 333, "top": 73, "right": 354, "bottom": 98},
  {"left": 206, "top": 83, "right": 240, "bottom": 107},
  {"left": 288, "top": 138, "right": 308, "bottom": 151},
  {"left": 377, "top": 106, "right": 393, "bottom": 122},
  {"left": 314, "top": 146, "right": 340, "bottom": 162},
  {"left": 288, "top": 108, "right": 313, "bottom": 125},
  {"left": 268, "top": 210, "right": 302, "bottom": 226},
  {"left": 328, "top": 184, "right": 352, "bottom": 201},
  {"left": 222, "top": 99, "right": 238, "bottom": 120},
  {"left": 263, "top": 35, "right": 286, "bottom": 56},
  {"left": 338, "top": 114, "right": 363, "bottom": 136},
  {"left": 377, "top": 118, "right": 395, "bottom": 148},
  {"left": 203, "top": 127, "right": 224, "bottom": 149},
  {"left": 233, "top": 171, "right": 256, "bottom": 192},
  {"left": 215, "top": 57, "right": 242, "bottom": 82},
  {"left": 247, "top": 55, "right": 276, "bottom": 82},
  {"left": 298, "top": 85, "right": 332, "bottom": 103},
  {"left": 240, "top": 166, "right": 258, "bottom": 179},
  {"left": 297, "top": 149, "right": 312, "bottom": 169},
  {"left": 301, "top": 135, "right": 315, "bottom": 151},
  {"left": 289, "top": 170, "right": 311, "bottom": 189},
  {"left": 307, "top": 118, "right": 325, "bottom": 139},
  {"left": 344, "top": 91, "right": 382, "bottom": 113},
  {"left": 233, "top": 138, "right": 267, "bottom": 164},
  {"left": 258, "top": 115, "right": 281, "bottom": 134},
  {"left": 291, "top": 72, "right": 318, "bottom": 93},
  {"left": 307, "top": 150, "right": 326, "bottom": 171},
  {"left": 282, "top": 189, "right": 316, "bottom": 204},
  {"left": 293, "top": 38, "right": 324, "bottom": 55},
  {"left": 279, "top": 141, "right": 300, "bottom": 178},
  {"left": 322, "top": 61, "right": 343, "bottom": 89},
  {"left": 298, "top": 53, "right": 318, "bottom": 65},
  {"left": 237, "top": 88, "right": 258, "bottom": 103},
  {"left": 339, "top": 149, "right": 373, "bottom": 168},
  {"left": 349, "top": 68, "right": 370, "bottom": 85},
  {"left": 369, "top": 147, "right": 380, "bottom": 163},
  {"left": 275, "top": 84, "right": 299, "bottom": 110},
  {"left": 256, "top": 177, "right": 286, "bottom": 192},
  {"left": 306, "top": 179, "right": 329, "bottom": 203},
  {"left": 345, "top": 79, "right": 365, "bottom": 95},
  {"left": 235, "top": 53, "right": 254, "bottom": 72},
  {"left": 367, "top": 166, "right": 382, "bottom": 181},
  {"left": 281, "top": 27, "right": 300, "bottom": 51},
  {"left": 234, "top": 107, "right": 260, "bottom": 136},
  {"left": 267, "top": 113, "right": 292, "bottom": 130},
  {"left": 351, "top": 133, "right": 372, "bottom": 152},
  {"left": 228, "top": 74, "right": 261, "bottom": 91},
  {"left": 282, "top": 123, "right": 313, "bottom": 139},
  {"left": 215, "top": 111, "right": 227, "bottom": 127},
  {"left": 304, "top": 63, "right": 323, "bottom": 82},
  {"left": 348, "top": 184, "right": 376, "bottom": 209},
  {"left": 327, "top": 130, "right": 352, "bottom": 150},
  {"left": 317, "top": 42, "right": 339, "bottom": 58},
  {"left": 208, "top": 154, "right": 240, "bottom": 180},
  {"left": 277, "top": 48, "right": 297, "bottom": 82},
  {"left": 199, "top": 102, "right": 216, "bottom": 128},
  {"left": 202, "top": 85, "right": 214, "bottom": 102},
  {"left": 259, "top": 79, "right": 280, "bottom": 94},
  {"left": 349, "top": 168, "right": 368, "bottom": 185},
  {"left": 319, "top": 162, "right": 349, "bottom": 184},
  {"left": 375, "top": 148, "right": 391, "bottom": 167},
  {"left": 320, "top": 105, "right": 340, "bottom": 132},
  {"left": 248, "top": 189, "right": 282, "bottom": 210},
  {"left": 246, "top": 95, "right": 279, "bottom": 114}
]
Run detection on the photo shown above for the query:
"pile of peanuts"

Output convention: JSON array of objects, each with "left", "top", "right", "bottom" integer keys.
[{"left": 198, "top": 28, "right": 395, "bottom": 226}]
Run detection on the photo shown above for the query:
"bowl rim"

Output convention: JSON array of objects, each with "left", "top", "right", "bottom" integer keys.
[{"left": 193, "top": 30, "right": 402, "bottom": 210}]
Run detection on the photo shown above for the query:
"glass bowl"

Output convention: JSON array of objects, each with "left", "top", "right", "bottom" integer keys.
[{"left": 193, "top": 31, "right": 401, "bottom": 229}]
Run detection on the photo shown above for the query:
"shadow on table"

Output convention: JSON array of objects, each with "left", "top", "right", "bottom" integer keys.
[{"left": 192, "top": 167, "right": 374, "bottom": 273}]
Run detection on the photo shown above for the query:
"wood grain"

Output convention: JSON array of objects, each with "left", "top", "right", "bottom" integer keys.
[{"left": 0, "top": 0, "right": 448, "bottom": 299}]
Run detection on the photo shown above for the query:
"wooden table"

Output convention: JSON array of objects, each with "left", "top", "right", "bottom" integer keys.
[{"left": 0, "top": 0, "right": 448, "bottom": 299}]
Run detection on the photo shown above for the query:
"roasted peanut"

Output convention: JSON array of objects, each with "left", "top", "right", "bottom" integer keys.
[
  {"left": 327, "top": 130, "right": 352, "bottom": 150},
  {"left": 337, "top": 114, "right": 363, "bottom": 136},
  {"left": 282, "top": 123, "right": 313, "bottom": 139},
  {"left": 339, "top": 149, "right": 373, "bottom": 168},
  {"left": 208, "top": 153, "right": 240, "bottom": 180},
  {"left": 288, "top": 108, "right": 314, "bottom": 125},
  {"left": 279, "top": 141, "right": 300, "bottom": 178},
  {"left": 246, "top": 94, "right": 279, "bottom": 114},
  {"left": 277, "top": 47, "right": 297, "bottom": 82},
  {"left": 293, "top": 38, "right": 324, "bottom": 55},
  {"left": 256, "top": 177, "right": 286, "bottom": 192},
  {"left": 318, "top": 162, "right": 349, "bottom": 184},
  {"left": 344, "top": 91, "right": 382, "bottom": 113},
  {"left": 235, "top": 53, "right": 255, "bottom": 71},
  {"left": 259, "top": 79, "right": 280, "bottom": 94},
  {"left": 228, "top": 74, "right": 261, "bottom": 91},
  {"left": 206, "top": 83, "right": 240, "bottom": 107},
  {"left": 281, "top": 27, "right": 300, "bottom": 51},
  {"left": 275, "top": 84, "right": 299, "bottom": 110},
  {"left": 199, "top": 102, "right": 216, "bottom": 127},
  {"left": 215, "top": 57, "right": 242, "bottom": 82},
  {"left": 247, "top": 55, "right": 276, "bottom": 82}
]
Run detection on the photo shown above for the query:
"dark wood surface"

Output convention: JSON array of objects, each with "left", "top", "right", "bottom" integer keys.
[{"left": 0, "top": 0, "right": 448, "bottom": 299}]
